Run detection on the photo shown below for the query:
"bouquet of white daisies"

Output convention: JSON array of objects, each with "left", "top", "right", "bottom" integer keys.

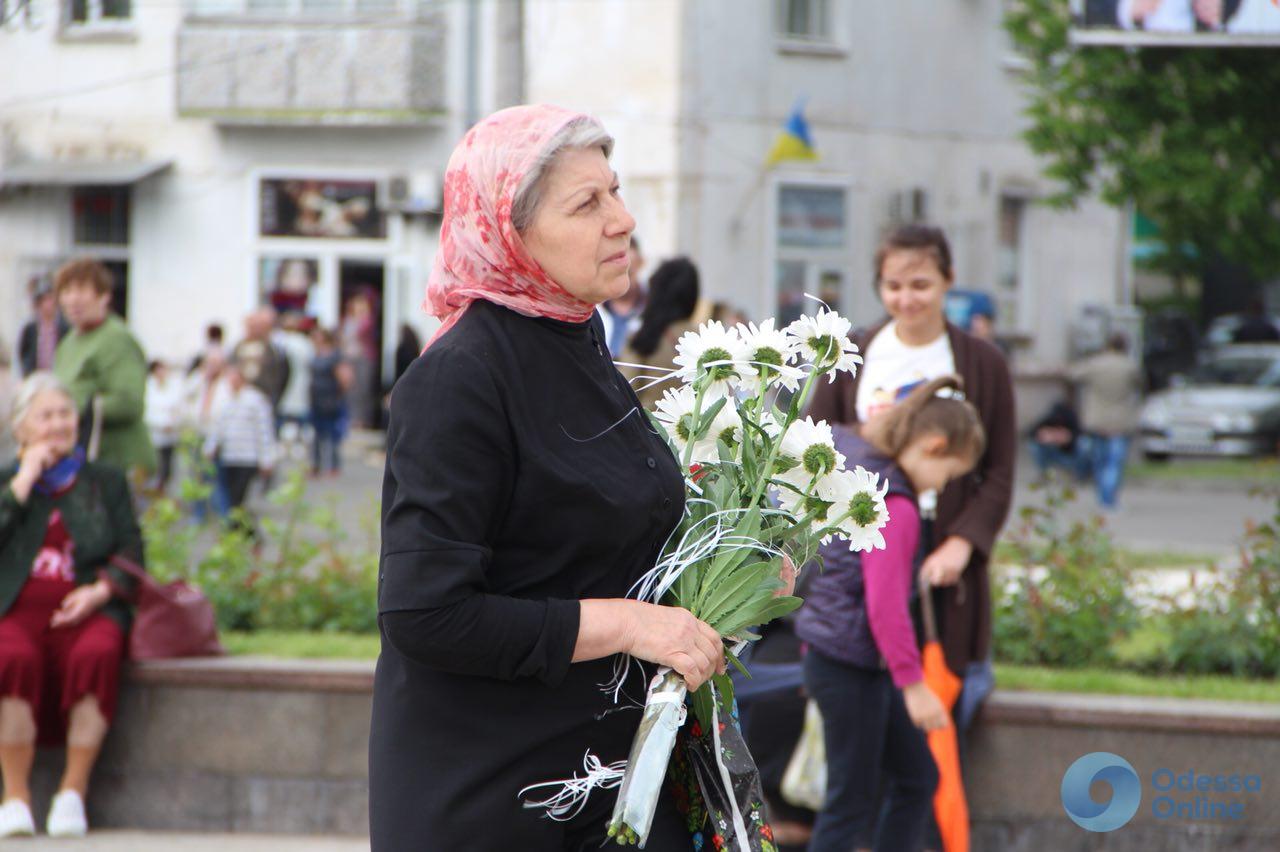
[{"left": 525, "top": 308, "right": 892, "bottom": 849}]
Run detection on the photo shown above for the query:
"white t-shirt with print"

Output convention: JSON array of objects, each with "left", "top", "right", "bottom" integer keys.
[{"left": 854, "top": 321, "right": 956, "bottom": 423}]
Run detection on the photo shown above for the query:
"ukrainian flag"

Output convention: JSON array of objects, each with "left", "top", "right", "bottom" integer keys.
[{"left": 766, "top": 102, "right": 818, "bottom": 168}]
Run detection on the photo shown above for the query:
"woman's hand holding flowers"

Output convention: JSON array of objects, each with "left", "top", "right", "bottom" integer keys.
[{"left": 621, "top": 602, "right": 725, "bottom": 693}]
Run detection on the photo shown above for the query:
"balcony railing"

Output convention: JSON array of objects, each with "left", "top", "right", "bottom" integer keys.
[{"left": 176, "top": 0, "right": 446, "bottom": 125}]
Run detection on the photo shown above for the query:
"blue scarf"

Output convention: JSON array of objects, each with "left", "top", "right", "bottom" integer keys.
[{"left": 34, "top": 447, "right": 85, "bottom": 497}]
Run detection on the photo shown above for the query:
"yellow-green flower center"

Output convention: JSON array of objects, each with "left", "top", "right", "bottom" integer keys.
[
  {"left": 803, "top": 494, "right": 833, "bottom": 522},
  {"left": 698, "top": 346, "right": 737, "bottom": 381},
  {"left": 752, "top": 346, "right": 783, "bottom": 379},
  {"left": 808, "top": 334, "right": 840, "bottom": 367},
  {"left": 802, "top": 444, "right": 837, "bottom": 477},
  {"left": 848, "top": 491, "right": 879, "bottom": 527}
]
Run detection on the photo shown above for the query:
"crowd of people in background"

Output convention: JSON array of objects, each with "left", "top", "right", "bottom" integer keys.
[
  {"left": 0, "top": 220, "right": 1221, "bottom": 847},
  {"left": 0, "top": 258, "right": 403, "bottom": 534}
]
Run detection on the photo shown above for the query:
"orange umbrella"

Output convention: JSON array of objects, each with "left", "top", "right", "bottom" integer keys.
[{"left": 919, "top": 573, "right": 969, "bottom": 852}]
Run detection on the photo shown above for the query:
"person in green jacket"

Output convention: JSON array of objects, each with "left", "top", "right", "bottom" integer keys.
[
  {"left": 52, "top": 258, "right": 155, "bottom": 477},
  {"left": 0, "top": 373, "right": 143, "bottom": 839}
]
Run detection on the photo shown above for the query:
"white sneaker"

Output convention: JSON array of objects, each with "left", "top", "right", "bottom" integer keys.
[
  {"left": 0, "top": 798, "right": 36, "bottom": 838},
  {"left": 46, "top": 790, "right": 88, "bottom": 838}
]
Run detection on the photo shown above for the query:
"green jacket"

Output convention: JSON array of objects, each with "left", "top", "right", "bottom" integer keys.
[
  {"left": 0, "top": 461, "right": 143, "bottom": 633},
  {"left": 54, "top": 315, "right": 156, "bottom": 475}
]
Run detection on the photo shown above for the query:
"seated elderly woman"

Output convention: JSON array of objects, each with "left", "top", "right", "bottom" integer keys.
[
  {"left": 369, "top": 105, "right": 731, "bottom": 850},
  {"left": 0, "top": 372, "right": 143, "bottom": 839}
]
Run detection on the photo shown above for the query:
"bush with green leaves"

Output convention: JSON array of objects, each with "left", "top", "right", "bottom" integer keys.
[
  {"left": 993, "top": 476, "right": 1138, "bottom": 668},
  {"left": 994, "top": 476, "right": 1280, "bottom": 679},
  {"left": 142, "top": 468, "right": 378, "bottom": 634}
]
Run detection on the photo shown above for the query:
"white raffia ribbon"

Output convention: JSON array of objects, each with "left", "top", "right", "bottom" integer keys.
[
  {"left": 710, "top": 683, "right": 751, "bottom": 850},
  {"left": 518, "top": 751, "right": 628, "bottom": 821}
]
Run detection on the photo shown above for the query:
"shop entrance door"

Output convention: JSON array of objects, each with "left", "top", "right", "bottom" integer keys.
[{"left": 338, "top": 260, "right": 385, "bottom": 429}]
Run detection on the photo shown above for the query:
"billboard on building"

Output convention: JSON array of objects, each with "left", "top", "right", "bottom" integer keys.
[
  {"left": 259, "top": 257, "right": 319, "bottom": 314},
  {"left": 259, "top": 178, "right": 386, "bottom": 240},
  {"left": 1072, "top": 0, "right": 1280, "bottom": 44}
]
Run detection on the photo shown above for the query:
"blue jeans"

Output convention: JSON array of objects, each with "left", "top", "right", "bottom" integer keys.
[
  {"left": 1084, "top": 433, "right": 1130, "bottom": 509},
  {"left": 1030, "top": 441, "right": 1089, "bottom": 480},
  {"left": 312, "top": 413, "right": 344, "bottom": 473},
  {"left": 803, "top": 650, "right": 938, "bottom": 852}
]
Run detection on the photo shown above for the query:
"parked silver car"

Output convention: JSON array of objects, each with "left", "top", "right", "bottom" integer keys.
[{"left": 1139, "top": 344, "right": 1280, "bottom": 460}]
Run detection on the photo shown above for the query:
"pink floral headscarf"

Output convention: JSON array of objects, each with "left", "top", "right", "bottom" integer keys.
[{"left": 423, "top": 104, "right": 605, "bottom": 349}]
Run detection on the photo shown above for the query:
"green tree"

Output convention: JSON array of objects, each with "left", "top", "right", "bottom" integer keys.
[{"left": 1004, "top": 1, "right": 1280, "bottom": 280}]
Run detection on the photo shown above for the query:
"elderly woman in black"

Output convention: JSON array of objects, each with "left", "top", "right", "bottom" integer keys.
[
  {"left": 369, "top": 105, "right": 725, "bottom": 850},
  {"left": 0, "top": 373, "right": 141, "bottom": 839}
]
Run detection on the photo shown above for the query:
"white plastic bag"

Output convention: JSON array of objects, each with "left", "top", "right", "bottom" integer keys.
[{"left": 779, "top": 699, "right": 826, "bottom": 811}]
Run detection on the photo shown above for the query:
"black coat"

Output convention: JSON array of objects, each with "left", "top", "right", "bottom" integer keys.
[
  {"left": 369, "top": 301, "right": 686, "bottom": 850},
  {"left": 18, "top": 316, "right": 69, "bottom": 377}
]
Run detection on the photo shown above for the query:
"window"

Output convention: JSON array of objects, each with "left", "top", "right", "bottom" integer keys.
[
  {"left": 776, "top": 0, "right": 830, "bottom": 41},
  {"left": 73, "top": 187, "right": 130, "bottom": 246},
  {"left": 66, "top": 0, "right": 131, "bottom": 26},
  {"left": 775, "top": 184, "right": 849, "bottom": 325},
  {"left": 194, "top": 0, "right": 413, "bottom": 16},
  {"left": 996, "top": 194, "right": 1027, "bottom": 330}
]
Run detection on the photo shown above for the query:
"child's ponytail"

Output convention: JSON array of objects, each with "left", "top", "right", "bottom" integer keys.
[{"left": 862, "top": 374, "right": 986, "bottom": 462}]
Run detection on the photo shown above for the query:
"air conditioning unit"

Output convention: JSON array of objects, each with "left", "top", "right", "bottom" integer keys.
[
  {"left": 888, "top": 187, "right": 929, "bottom": 224},
  {"left": 379, "top": 172, "right": 440, "bottom": 215}
]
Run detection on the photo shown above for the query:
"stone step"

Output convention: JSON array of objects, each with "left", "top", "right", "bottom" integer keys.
[{"left": 19, "top": 831, "right": 368, "bottom": 851}]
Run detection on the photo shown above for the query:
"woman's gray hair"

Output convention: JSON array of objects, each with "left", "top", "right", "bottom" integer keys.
[
  {"left": 11, "top": 371, "right": 75, "bottom": 436},
  {"left": 510, "top": 117, "right": 615, "bottom": 233}
]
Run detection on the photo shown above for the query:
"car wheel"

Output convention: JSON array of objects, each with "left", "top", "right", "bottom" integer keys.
[{"left": 1143, "top": 451, "right": 1171, "bottom": 462}]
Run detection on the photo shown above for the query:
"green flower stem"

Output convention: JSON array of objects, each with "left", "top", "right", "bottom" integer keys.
[
  {"left": 681, "top": 381, "right": 709, "bottom": 472},
  {"left": 746, "top": 362, "right": 824, "bottom": 511}
]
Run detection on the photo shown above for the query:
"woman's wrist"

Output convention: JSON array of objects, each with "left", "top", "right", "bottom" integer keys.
[
  {"left": 91, "top": 578, "right": 114, "bottom": 606},
  {"left": 573, "top": 599, "right": 637, "bottom": 662},
  {"left": 8, "top": 473, "right": 35, "bottom": 504}
]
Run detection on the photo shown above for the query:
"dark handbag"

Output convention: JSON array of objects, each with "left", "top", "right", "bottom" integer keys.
[{"left": 106, "top": 555, "right": 225, "bottom": 660}]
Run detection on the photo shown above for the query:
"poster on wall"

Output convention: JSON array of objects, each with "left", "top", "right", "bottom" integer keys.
[
  {"left": 259, "top": 257, "right": 319, "bottom": 314},
  {"left": 1072, "top": 0, "right": 1280, "bottom": 43},
  {"left": 259, "top": 178, "right": 386, "bottom": 239}
]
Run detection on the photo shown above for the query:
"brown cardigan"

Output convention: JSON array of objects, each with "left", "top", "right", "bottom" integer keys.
[
  {"left": 807, "top": 319, "right": 1017, "bottom": 673},
  {"left": 618, "top": 318, "right": 700, "bottom": 410}
]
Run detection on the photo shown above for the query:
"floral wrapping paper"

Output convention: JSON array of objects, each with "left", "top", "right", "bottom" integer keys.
[{"left": 670, "top": 695, "right": 778, "bottom": 852}]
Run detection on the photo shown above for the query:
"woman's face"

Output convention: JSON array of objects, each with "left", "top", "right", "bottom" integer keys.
[
  {"left": 16, "top": 390, "right": 79, "bottom": 456},
  {"left": 877, "top": 249, "right": 952, "bottom": 336},
  {"left": 897, "top": 432, "right": 975, "bottom": 493},
  {"left": 520, "top": 146, "right": 636, "bottom": 306},
  {"left": 58, "top": 281, "right": 112, "bottom": 331}
]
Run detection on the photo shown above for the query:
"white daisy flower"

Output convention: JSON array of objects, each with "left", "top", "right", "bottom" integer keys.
[
  {"left": 652, "top": 385, "right": 699, "bottom": 460},
  {"left": 672, "top": 321, "right": 749, "bottom": 394},
  {"left": 736, "top": 319, "right": 804, "bottom": 392},
  {"left": 691, "top": 399, "right": 743, "bottom": 465},
  {"left": 786, "top": 309, "right": 864, "bottom": 382},
  {"left": 652, "top": 385, "right": 742, "bottom": 466},
  {"left": 821, "top": 466, "right": 890, "bottom": 553},
  {"left": 775, "top": 483, "right": 841, "bottom": 545},
  {"left": 776, "top": 417, "right": 845, "bottom": 492}
]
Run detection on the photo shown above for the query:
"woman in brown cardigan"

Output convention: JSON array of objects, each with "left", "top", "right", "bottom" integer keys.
[{"left": 807, "top": 225, "right": 1016, "bottom": 728}]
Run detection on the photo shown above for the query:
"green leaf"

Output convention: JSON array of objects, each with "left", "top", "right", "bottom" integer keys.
[
  {"left": 690, "top": 679, "right": 716, "bottom": 733},
  {"left": 699, "top": 560, "right": 777, "bottom": 626},
  {"left": 716, "top": 594, "right": 804, "bottom": 637},
  {"left": 725, "top": 648, "right": 752, "bottom": 679},
  {"left": 694, "top": 396, "right": 728, "bottom": 438}
]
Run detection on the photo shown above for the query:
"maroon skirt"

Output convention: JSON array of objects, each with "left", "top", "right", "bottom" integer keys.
[{"left": 0, "top": 576, "right": 125, "bottom": 745}]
